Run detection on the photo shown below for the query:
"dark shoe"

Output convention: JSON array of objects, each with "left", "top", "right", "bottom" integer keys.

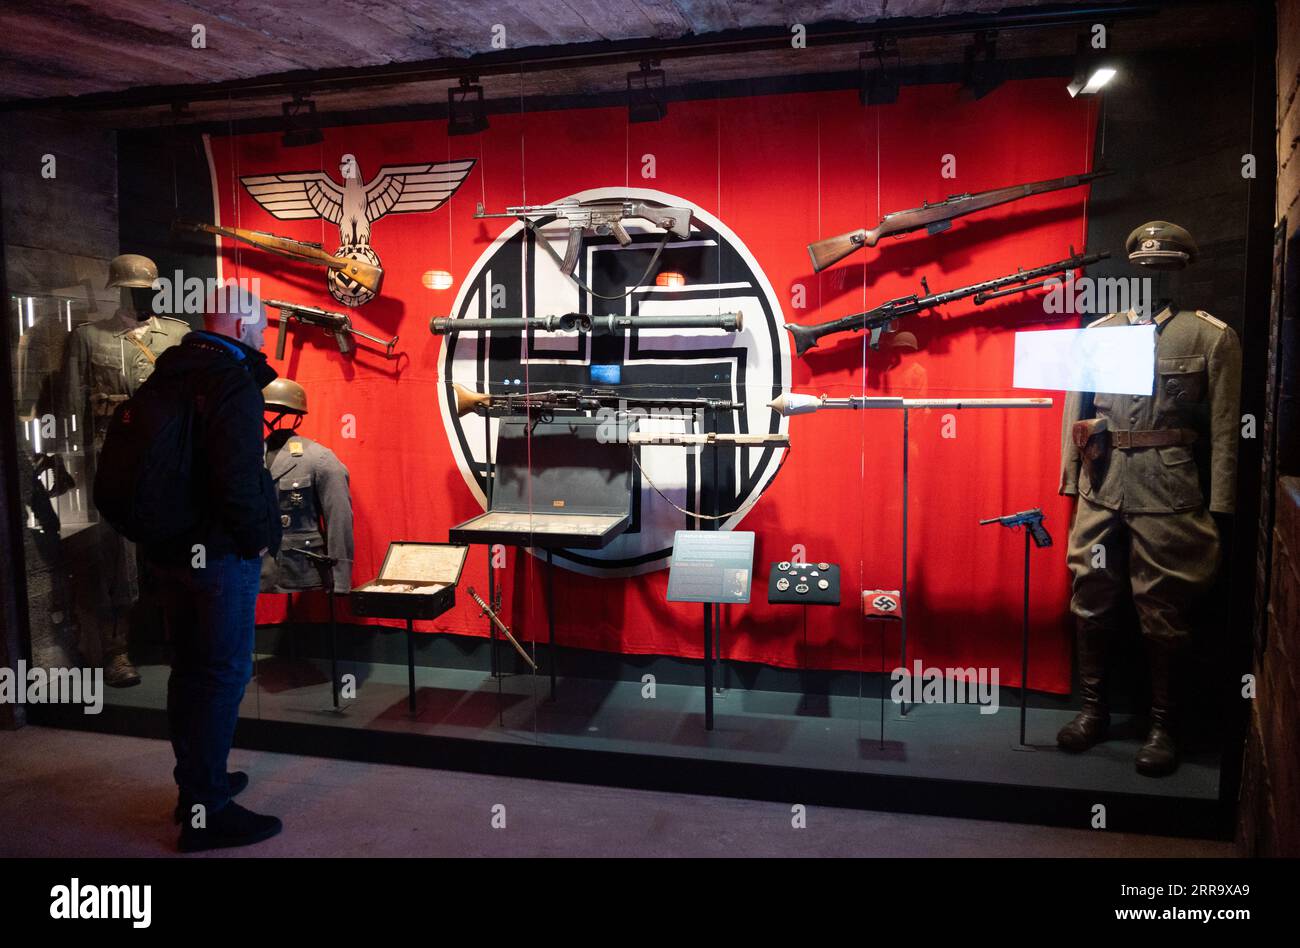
[
  {"left": 174, "top": 772, "right": 249, "bottom": 824},
  {"left": 1135, "top": 710, "right": 1178, "bottom": 777},
  {"left": 178, "top": 801, "right": 282, "bottom": 853},
  {"left": 104, "top": 653, "right": 141, "bottom": 688},
  {"left": 1056, "top": 703, "right": 1110, "bottom": 752}
]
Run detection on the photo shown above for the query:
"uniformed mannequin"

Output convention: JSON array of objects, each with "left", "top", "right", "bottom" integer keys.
[
  {"left": 260, "top": 379, "right": 353, "bottom": 593},
  {"left": 1058, "top": 221, "right": 1241, "bottom": 777},
  {"left": 62, "top": 254, "right": 189, "bottom": 687}
]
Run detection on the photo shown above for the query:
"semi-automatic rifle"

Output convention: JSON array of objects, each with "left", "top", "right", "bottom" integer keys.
[
  {"left": 265, "top": 299, "right": 398, "bottom": 358},
  {"left": 979, "top": 508, "right": 1053, "bottom": 548},
  {"left": 786, "top": 248, "right": 1110, "bottom": 355},
  {"left": 806, "top": 169, "right": 1111, "bottom": 272},
  {"left": 174, "top": 220, "right": 384, "bottom": 294},
  {"left": 475, "top": 198, "right": 693, "bottom": 275},
  {"left": 431, "top": 311, "right": 743, "bottom": 335},
  {"left": 450, "top": 381, "right": 741, "bottom": 418}
]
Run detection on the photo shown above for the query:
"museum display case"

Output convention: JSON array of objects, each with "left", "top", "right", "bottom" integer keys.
[{"left": 2, "top": 0, "right": 1278, "bottom": 836}]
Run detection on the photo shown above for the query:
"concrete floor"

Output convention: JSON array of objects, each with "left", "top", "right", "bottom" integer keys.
[{"left": 0, "top": 726, "right": 1236, "bottom": 857}]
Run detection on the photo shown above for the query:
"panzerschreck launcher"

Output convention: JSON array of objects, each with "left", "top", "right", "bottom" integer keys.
[
  {"left": 785, "top": 248, "right": 1110, "bottom": 355},
  {"left": 431, "top": 311, "right": 742, "bottom": 335},
  {"left": 173, "top": 219, "right": 384, "bottom": 294},
  {"left": 806, "top": 169, "right": 1111, "bottom": 272}
]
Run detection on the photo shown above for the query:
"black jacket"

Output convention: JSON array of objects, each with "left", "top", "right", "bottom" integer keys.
[{"left": 143, "top": 331, "right": 282, "bottom": 564}]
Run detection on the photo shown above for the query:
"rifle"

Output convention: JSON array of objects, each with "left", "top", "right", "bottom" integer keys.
[
  {"left": 979, "top": 508, "right": 1053, "bottom": 548},
  {"left": 430, "top": 311, "right": 743, "bottom": 335},
  {"left": 786, "top": 248, "right": 1110, "bottom": 355},
  {"left": 806, "top": 169, "right": 1112, "bottom": 272},
  {"left": 450, "top": 381, "right": 741, "bottom": 418},
  {"left": 265, "top": 299, "right": 398, "bottom": 358},
  {"left": 173, "top": 220, "right": 384, "bottom": 294},
  {"left": 475, "top": 198, "right": 692, "bottom": 274}
]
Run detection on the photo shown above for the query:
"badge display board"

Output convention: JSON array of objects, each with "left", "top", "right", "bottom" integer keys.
[
  {"left": 767, "top": 561, "right": 841, "bottom": 606},
  {"left": 351, "top": 541, "right": 469, "bottom": 620},
  {"left": 666, "top": 530, "right": 756, "bottom": 604},
  {"left": 450, "top": 416, "right": 633, "bottom": 549}
]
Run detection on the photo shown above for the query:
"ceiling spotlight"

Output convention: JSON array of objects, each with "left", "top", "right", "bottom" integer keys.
[
  {"left": 962, "top": 31, "right": 1003, "bottom": 100},
  {"left": 281, "top": 92, "right": 323, "bottom": 147},
  {"left": 627, "top": 59, "right": 667, "bottom": 123},
  {"left": 1067, "top": 33, "right": 1118, "bottom": 97},
  {"left": 448, "top": 76, "right": 488, "bottom": 136},
  {"left": 859, "top": 37, "right": 900, "bottom": 106}
]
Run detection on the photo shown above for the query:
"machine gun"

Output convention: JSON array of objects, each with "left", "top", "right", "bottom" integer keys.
[
  {"left": 265, "top": 299, "right": 398, "bottom": 358},
  {"left": 431, "top": 311, "right": 743, "bottom": 335},
  {"left": 475, "top": 198, "right": 693, "bottom": 275},
  {"left": 806, "top": 169, "right": 1111, "bottom": 272},
  {"left": 979, "top": 508, "right": 1053, "bottom": 548},
  {"left": 450, "top": 381, "right": 741, "bottom": 418},
  {"left": 785, "top": 248, "right": 1110, "bottom": 356},
  {"left": 173, "top": 220, "right": 384, "bottom": 294}
]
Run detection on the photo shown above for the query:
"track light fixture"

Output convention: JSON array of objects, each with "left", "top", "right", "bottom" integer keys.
[
  {"left": 448, "top": 76, "right": 488, "bottom": 135},
  {"left": 962, "top": 31, "right": 1003, "bottom": 100},
  {"left": 1067, "top": 31, "right": 1118, "bottom": 97},
  {"left": 627, "top": 59, "right": 667, "bottom": 123},
  {"left": 859, "top": 37, "right": 900, "bottom": 106},
  {"left": 281, "top": 92, "right": 323, "bottom": 147}
]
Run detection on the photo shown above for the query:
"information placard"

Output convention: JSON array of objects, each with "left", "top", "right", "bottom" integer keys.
[{"left": 666, "top": 530, "right": 755, "bottom": 604}]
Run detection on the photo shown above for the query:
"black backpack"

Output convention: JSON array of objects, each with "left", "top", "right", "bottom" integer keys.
[{"left": 93, "top": 372, "right": 202, "bottom": 544}]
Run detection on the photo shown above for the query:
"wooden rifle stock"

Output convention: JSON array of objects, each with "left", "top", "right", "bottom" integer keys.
[
  {"left": 808, "top": 229, "right": 871, "bottom": 272},
  {"left": 174, "top": 220, "right": 384, "bottom": 294},
  {"left": 452, "top": 382, "right": 492, "bottom": 417}
]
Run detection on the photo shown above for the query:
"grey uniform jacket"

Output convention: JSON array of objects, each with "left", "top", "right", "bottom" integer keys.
[
  {"left": 261, "top": 430, "right": 354, "bottom": 592},
  {"left": 1059, "top": 306, "right": 1242, "bottom": 515},
  {"left": 63, "top": 313, "right": 190, "bottom": 450}
]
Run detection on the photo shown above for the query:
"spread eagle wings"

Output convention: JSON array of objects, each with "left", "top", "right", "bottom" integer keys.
[
  {"left": 240, "top": 171, "right": 346, "bottom": 223},
  {"left": 363, "top": 160, "right": 476, "bottom": 221}
]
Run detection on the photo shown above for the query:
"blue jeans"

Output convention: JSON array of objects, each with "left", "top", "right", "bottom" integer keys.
[{"left": 155, "top": 554, "right": 262, "bottom": 811}]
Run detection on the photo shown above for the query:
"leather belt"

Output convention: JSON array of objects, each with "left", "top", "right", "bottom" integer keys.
[{"left": 1111, "top": 428, "right": 1197, "bottom": 449}]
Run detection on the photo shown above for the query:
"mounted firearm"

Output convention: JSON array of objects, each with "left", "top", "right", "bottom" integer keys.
[
  {"left": 265, "top": 299, "right": 398, "bottom": 358},
  {"left": 431, "top": 311, "right": 743, "bottom": 335},
  {"left": 173, "top": 220, "right": 384, "bottom": 294},
  {"left": 786, "top": 248, "right": 1110, "bottom": 356},
  {"left": 980, "top": 508, "right": 1053, "bottom": 548},
  {"left": 466, "top": 587, "right": 538, "bottom": 671},
  {"left": 475, "top": 198, "right": 692, "bottom": 275},
  {"left": 806, "top": 169, "right": 1112, "bottom": 273},
  {"left": 768, "top": 393, "right": 1052, "bottom": 415},
  {"left": 450, "top": 382, "right": 742, "bottom": 418}
]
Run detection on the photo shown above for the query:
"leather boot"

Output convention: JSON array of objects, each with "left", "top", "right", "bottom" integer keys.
[
  {"left": 104, "top": 652, "right": 141, "bottom": 688},
  {"left": 1136, "top": 639, "right": 1178, "bottom": 777},
  {"left": 1057, "top": 619, "right": 1110, "bottom": 752}
]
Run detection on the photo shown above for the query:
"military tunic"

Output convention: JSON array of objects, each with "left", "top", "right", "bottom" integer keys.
[
  {"left": 61, "top": 311, "right": 190, "bottom": 653},
  {"left": 1058, "top": 305, "right": 1241, "bottom": 643},
  {"left": 260, "top": 430, "right": 354, "bottom": 593}
]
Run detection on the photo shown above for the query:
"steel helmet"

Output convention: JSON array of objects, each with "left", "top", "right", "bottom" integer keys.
[
  {"left": 1125, "top": 221, "right": 1198, "bottom": 270},
  {"left": 262, "top": 378, "right": 308, "bottom": 415},
  {"left": 105, "top": 253, "right": 159, "bottom": 289}
]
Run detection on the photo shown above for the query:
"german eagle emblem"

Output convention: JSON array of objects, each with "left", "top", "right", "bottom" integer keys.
[{"left": 241, "top": 157, "right": 475, "bottom": 306}]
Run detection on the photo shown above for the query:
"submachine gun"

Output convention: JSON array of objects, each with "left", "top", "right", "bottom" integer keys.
[{"left": 265, "top": 299, "right": 398, "bottom": 358}]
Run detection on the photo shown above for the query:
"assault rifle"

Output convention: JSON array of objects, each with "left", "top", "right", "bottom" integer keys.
[
  {"left": 174, "top": 220, "right": 384, "bottom": 294},
  {"left": 474, "top": 198, "right": 692, "bottom": 274},
  {"left": 979, "top": 508, "right": 1053, "bottom": 548},
  {"left": 431, "top": 311, "right": 742, "bottom": 335},
  {"left": 806, "top": 169, "right": 1111, "bottom": 272},
  {"left": 785, "top": 248, "right": 1110, "bottom": 355},
  {"left": 265, "top": 299, "right": 398, "bottom": 358},
  {"left": 450, "top": 381, "right": 741, "bottom": 418}
]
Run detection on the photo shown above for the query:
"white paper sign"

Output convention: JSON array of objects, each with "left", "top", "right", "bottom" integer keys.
[{"left": 1012, "top": 324, "right": 1156, "bottom": 395}]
